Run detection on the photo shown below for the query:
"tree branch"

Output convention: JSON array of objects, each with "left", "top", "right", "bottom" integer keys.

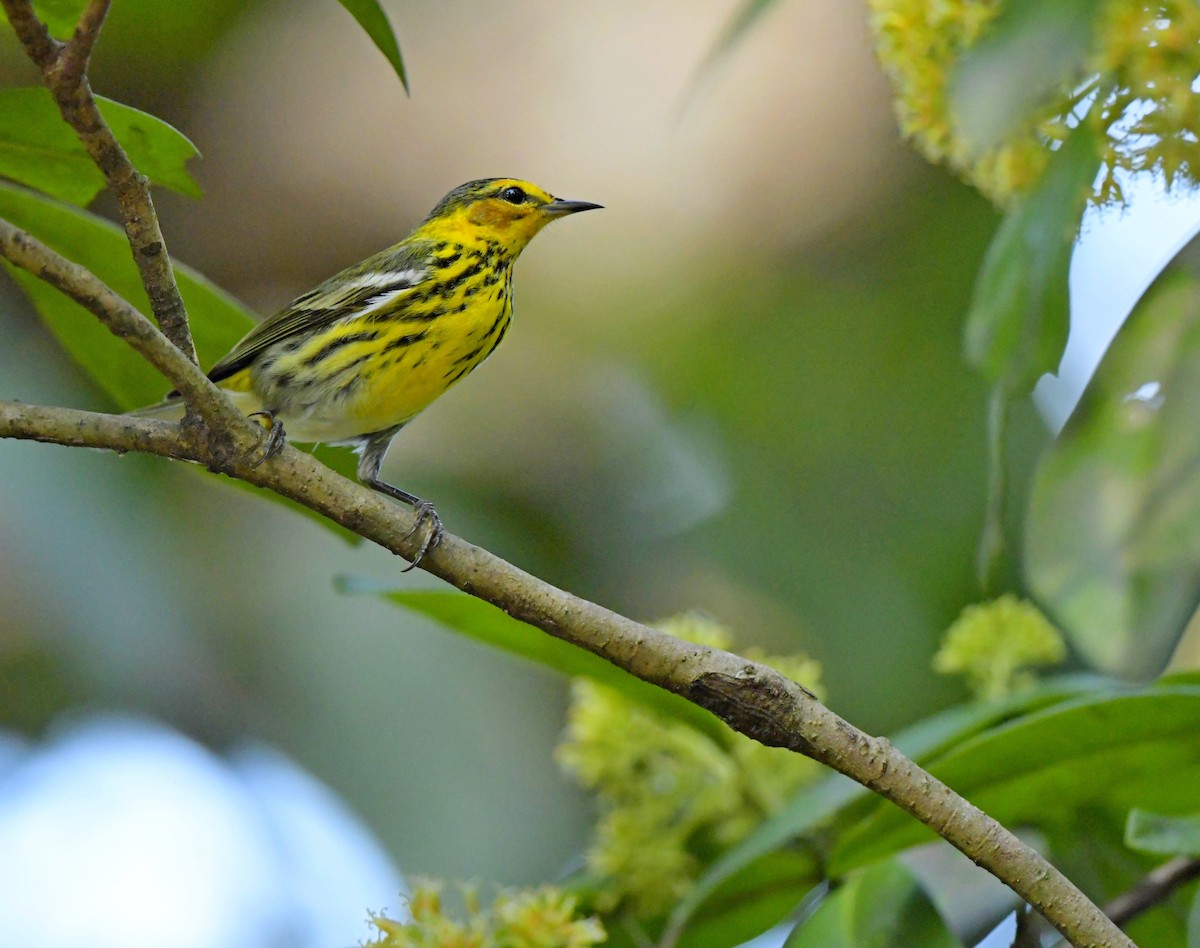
[
  {"left": 0, "top": 218, "right": 194, "bottom": 400},
  {"left": 56, "top": 0, "right": 110, "bottom": 90},
  {"left": 0, "top": 396, "right": 1133, "bottom": 948},
  {"left": 1105, "top": 856, "right": 1200, "bottom": 927},
  {"left": 0, "top": 0, "right": 197, "bottom": 363},
  {"left": 0, "top": 7, "right": 1135, "bottom": 945},
  {"left": 0, "top": 0, "right": 58, "bottom": 68},
  {"left": 0, "top": 216, "right": 250, "bottom": 445},
  {"left": 0, "top": 401, "right": 188, "bottom": 457}
]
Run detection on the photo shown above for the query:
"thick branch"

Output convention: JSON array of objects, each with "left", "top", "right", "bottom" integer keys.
[
  {"left": 0, "top": 402, "right": 188, "bottom": 457},
  {"left": 0, "top": 398, "right": 1133, "bottom": 948},
  {"left": 0, "top": 0, "right": 196, "bottom": 362}
]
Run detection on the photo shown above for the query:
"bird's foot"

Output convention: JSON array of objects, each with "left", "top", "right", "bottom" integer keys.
[
  {"left": 245, "top": 411, "right": 286, "bottom": 469},
  {"left": 400, "top": 500, "right": 443, "bottom": 572}
]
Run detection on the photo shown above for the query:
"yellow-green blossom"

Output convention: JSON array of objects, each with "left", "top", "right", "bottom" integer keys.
[
  {"left": 557, "top": 615, "right": 822, "bottom": 918},
  {"left": 366, "top": 881, "right": 604, "bottom": 948},
  {"left": 869, "top": 0, "right": 1200, "bottom": 204},
  {"left": 934, "top": 595, "right": 1066, "bottom": 699}
]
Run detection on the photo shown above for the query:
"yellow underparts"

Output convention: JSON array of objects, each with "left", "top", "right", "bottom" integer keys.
[{"left": 227, "top": 249, "right": 514, "bottom": 445}]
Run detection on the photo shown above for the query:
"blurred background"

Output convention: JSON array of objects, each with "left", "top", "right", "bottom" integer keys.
[{"left": 0, "top": 0, "right": 1074, "bottom": 943}]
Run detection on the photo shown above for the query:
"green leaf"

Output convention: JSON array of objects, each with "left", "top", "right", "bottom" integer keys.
[
  {"left": 1026, "top": 229, "right": 1200, "bottom": 676},
  {"left": 662, "top": 777, "right": 855, "bottom": 948},
  {"left": 372, "top": 589, "right": 728, "bottom": 743},
  {"left": 693, "top": 0, "right": 780, "bottom": 76},
  {"left": 1189, "top": 885, "right": 1200, "bottom": 948},
  {"left": 964, "top": 122, "right": 1099, "bottom": 394},
  {"left": 0, "top": 180, "right": 360, "bottom": 536},
  {"left": 97, "top": 97, "right": 202, "bottom": 199},
  {"left": 678, "top": 0, "right": 783, "bottom": 115},
  {"left": 336, "top": 0, "right": 408, "bottom": 93},
  {"left": 1127, "top": 810, "right": 1200, "bottom": 857},
  {"left": 831, "top": 683, "right": 1200, "bottom": 873},
  {"left": 709, "top": 0, "right": 779, "bottom": 56},
  {"left": 949, "top": 0, "right": 1104, "bottom": 153},
  {"left": 1040, "top": 800, "right": 1192, "bottom": 946},
  {"left": 976, "top": 385, "right": 1009, "bottom": 590},
  {"left": 0, "top": 88, "right": 200, "bottom": 206},
  {"left": 0, "top": 180, "right": 244, "bottom": 406},
  {"left": 670, "top": 849, "right": 817, "bottom": 948},
  {"left": 666, "top": 675, "right": 1102, "bottom": 942},
  {"left": 783, "top": 860, "right": 962, "bottom": 948},
  {"left": 31, "top": 0, "right": 87, "bottom": 37}
]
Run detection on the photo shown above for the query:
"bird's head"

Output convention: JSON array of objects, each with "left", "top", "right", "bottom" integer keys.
[{"left": 418, "top": 178, "right": 601, "bottom": 254}]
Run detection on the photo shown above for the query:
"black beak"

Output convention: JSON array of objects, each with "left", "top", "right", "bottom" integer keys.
[{"left": 545, "top": 198, "right": 603, "bottom": 217}]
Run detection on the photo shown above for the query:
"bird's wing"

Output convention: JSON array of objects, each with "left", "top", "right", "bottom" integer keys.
[{"left": 207, "top": 240, "right": 436, "bottom": 384}]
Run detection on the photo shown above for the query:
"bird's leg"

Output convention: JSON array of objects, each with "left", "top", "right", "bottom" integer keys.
[
  {"left": 245, "top": 410, "right": 287, "bottom": 468},
  {"left": 363, "top": 477, "right": 444, "bottom": 571},
  {"left": 357, "top": 427, "right": 443, "bottom": 571}
]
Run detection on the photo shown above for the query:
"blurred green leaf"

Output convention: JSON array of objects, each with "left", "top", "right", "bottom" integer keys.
[
  {"left": 1043, "top": 798, "right": 1192, "bottom": 946},
  {"left": 0, "top": 88, "right": 201, "bottom": 206},
  {"left": 964, "top": 122, "right": 1098, "bottom": 393},
  {"left": 1189, "top": 886, "right": 1200, "bottom": 948},
  {"left": 831, "top": 682, "right": 1200, "bottom": 872},
  {"left": 694, "top": 0, "right": 779, "bottom": 75},
  {"left": 783, "top": 860, "right": 961, "bottom": 947},
  {"left": 950, "top": 0, "right": 1103, "bottom": 153},
  {"left": 670, "top": 850, "right": 817, "bottom": 948},
  {"left": 336, "top": 0, "right": 408, "bottom": 93},
  {"left": 0, "top": 180, "right": 245, "bottom": 406},
  {"left": 977, "top": 385, "right": 1008, "bottom": 590},
  {"left": 667, "top": 675, "right": 1102, "bottom": 941},
  {"left": 375, "top": 589, "right": 728, "bottom": 743},
  {"left": 0, "top": 180, "right": 361, "bottom": 536},
  {"left": 664, "top": 776, "right": 856, "bottom": 947},
  {"left": 1127, "top": 810, "right": 1200, "bottom": 857},
  {"left": 31, "top": 0, "right": 86, "bottom": 37},
  {"left": 101, "top": 0, "right": 252, "bottom": 82},
  {"left": 1026, "top": 229, "right": 1200, "bottom": 676}
]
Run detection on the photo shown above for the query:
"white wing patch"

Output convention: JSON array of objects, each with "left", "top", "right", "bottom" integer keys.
[
  {"left": 355, "top": 288, "right": 411, "bottom": 319},
  {"left": 302, "top": 268, "right": 427, "bottom": 312},
  {"left": 341, "top": 269, "right": 426, "bottom": 292}
]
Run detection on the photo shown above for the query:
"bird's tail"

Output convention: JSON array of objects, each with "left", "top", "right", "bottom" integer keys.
[
  {"left": 127, "top": 389, "right": 263, "bottom": 421},
  {"left": 127, "top": 395, "right": 186, "bottom": 420}
]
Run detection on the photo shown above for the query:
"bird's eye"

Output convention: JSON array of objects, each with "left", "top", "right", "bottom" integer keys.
[{"left": 499, "top": 185, "right": 527, "bottom": 204}]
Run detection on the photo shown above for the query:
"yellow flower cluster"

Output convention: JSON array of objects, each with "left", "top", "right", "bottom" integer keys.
[
  {"left": 933, "top": 595, "right": 1066, "bottom": 699},
  {"left": 366, "top": 882, "right": 605, "bottom": 948},
  {"left": 557, "top": 615, "right": 823, "bottom": 918},
  {"left": 869, "top": 0, "right": 1200, "bottom": 204}
]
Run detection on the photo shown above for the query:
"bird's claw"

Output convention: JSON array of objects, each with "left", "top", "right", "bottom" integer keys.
[
  {"left": 246, "top": 411, "right": 286, "bottom": 469},
  {"left": 400, "top": 500, "right": 443, "bottom": 572}
]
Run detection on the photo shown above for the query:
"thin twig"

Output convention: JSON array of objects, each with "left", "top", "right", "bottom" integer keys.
[
  {"left": 0, "top": 216, "right": 232, "bottom": 428},
  {"left": 0, "top": 0, "right": 197, "bottom": 363},
  {"left": 1105, "top": 856, "right": 1200, "bottom": 927},
  {"left": 0, "top": 0, "right": 59, "bottom": 69},
  {"left": 55, "top": 0, "right": 111, "bottom": 90}
]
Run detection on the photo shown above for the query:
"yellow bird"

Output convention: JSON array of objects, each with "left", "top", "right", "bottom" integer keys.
[{"left": 142, "top": 178, "right": 601, "bottom": 565}]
